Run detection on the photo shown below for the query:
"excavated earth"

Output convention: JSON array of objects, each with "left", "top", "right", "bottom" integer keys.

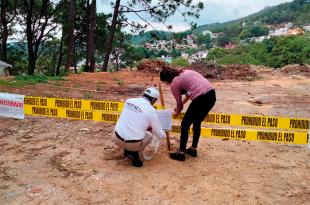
[{"left": 0, "top": 65, "right": 310, "bottom": 204}]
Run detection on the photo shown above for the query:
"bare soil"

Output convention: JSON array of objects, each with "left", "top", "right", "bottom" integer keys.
[{"left": 0, "top": 67, "right": 310, "bottom": 205}]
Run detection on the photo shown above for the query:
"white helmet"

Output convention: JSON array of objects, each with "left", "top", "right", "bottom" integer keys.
[{"left": 144, "top": 87, "right": 160, "bottom": 99}]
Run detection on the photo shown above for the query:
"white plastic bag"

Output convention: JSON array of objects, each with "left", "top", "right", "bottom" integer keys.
[{"left": 143, "top": 134, "right": 161, "bottom": 160}]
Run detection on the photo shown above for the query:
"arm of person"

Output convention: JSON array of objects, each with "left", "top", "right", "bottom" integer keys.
[
  {"left": 149, "top": 111, "right": 166, "bottom": 139},
  {"left": 170, "top": 79, "right": 183, "bottom": 115},
  {"left": 173, "top": 95, "right": 189, "bottom": 116},
  {"left": 182, "top": 95, "right": 190, "bottom": 105}
]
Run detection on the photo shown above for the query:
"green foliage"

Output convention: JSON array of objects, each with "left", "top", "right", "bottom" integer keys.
[
  {"left": 84, "top": 91, "right": 93, "bottom": 99},
  {"left": 156, "top": 50, "right": 169, "bottom": 57},
  {"left": 171, "top": 57, "right": 189, "bottom": 67},
  {"left": 216, "top": 35, "right": 231, "bottom": 47},
  {"left": 0, "top": 74, "right": 64, "bottom": 87},
  {"left": 195, "top": 33, "right": 212, "bottom": 47},
  {"left": 239, "top": 25, "right": 269, "bottom": 39},
  {"left": 171, "top": 49, "right": 181, "bottom": 58},
  {"left": 6, "top": 42, "right": 28, "bottom": 75},
  {"left": 206, "top": 48, "right": 227, "bottom": 60},
  {"left": 15, "top": 74, "right": 63, "bottom": 83},
  {"left": 193, "top": 0, "right": 310, "bottom": 36},
  {"left": 113, "top": 77, "right": 124, "bottom": 85},
  {"left": 257, "top": 0, "right": 310, "bottom": 25},
  {"left": 131, "top": 31, "right": 172, "bottom": 45},
  {"left": 184, "top": 48, "right": 200, "bottom": 55},
  {"left": 206, "top": 35, "right": 310, "bottom": 68}
]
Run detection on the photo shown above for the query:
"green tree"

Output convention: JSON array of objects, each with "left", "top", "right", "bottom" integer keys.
[
  {"left": 19, "top": 0, "right": 59, "bottom": 75},
  {"left": 206, "top": 47, "right": 227, "bottom": 60},
  {"left": 172, "top": 57, "right": 188, "bottom": 66},
  {"left": 216, "top": 34, "right": 230, "bottom": 47},
  {"left": 239, "top": 25, "right": 269, "bottom": 39},
  {"left": 0, "top": 0, "right": 19, "bottom": 62},
  {"left": 102, "top": 0, "right": 204, "bottom": 71},
  {"left": 171, "top": 49, "right": 181, "bottom": 58},
  {"left": 195, "top": 33, "right": 211, "bottom": 48}
]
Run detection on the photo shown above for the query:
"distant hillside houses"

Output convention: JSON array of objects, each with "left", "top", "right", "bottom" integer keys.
[
  {"left": 202, "top": 30, "right": 222, "bottom": 38},
  {"left": 144, "top": 35, "right": 198, "bottom": 51},
  {"left": 243, "top": 22, "right": 305, "bottom": 43},
  {"left": 181, "top": 50, "right": 209, "bottom": 64},
  {"left": 144, "top": 40, "right": 176, "bottom": 51},
  {"left": 303, "top": 24, "right": 310, "bottom": 32}
]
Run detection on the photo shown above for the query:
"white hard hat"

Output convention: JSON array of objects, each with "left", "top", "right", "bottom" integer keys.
[{"left": 144, "top": 87, "right": 160, "bottom": 99}]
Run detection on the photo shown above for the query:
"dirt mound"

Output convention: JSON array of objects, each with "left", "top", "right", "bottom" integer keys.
[
  {"left": 187, "top": 62, "right": 223, "bottom": 79},
  {"left": 187, "top": 63, "right": 258, "bottom": 80},
  {"left": 137, "top": 59, "right": 168, "bottom": 73},
  {"left": 277, "top": 64, "right": 310, "bottom": 77},
  {"left": 222, "top": 64, "right": 257, "bottom": 80}
]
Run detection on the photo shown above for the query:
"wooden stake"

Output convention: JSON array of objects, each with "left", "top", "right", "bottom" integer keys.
[{"left": 159, "top": 82, "right": 171, "bottom": 151}]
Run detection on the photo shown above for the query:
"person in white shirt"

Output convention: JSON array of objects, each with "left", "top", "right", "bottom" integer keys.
[{"left": 113, "top": 87, "right": 166, "bottom": 167}]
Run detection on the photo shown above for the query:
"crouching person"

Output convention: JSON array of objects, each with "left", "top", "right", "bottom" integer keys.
[{"left": 113, "top": 87, "right": 166, "bottom": 167}]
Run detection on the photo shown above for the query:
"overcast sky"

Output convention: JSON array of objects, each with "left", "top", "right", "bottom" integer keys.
[{"left": 97, "top": 0, "right": 293, "bottom": 32}]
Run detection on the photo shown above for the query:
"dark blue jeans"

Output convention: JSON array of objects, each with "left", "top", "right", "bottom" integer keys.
[{"left": 180, "top": 89, "right": 216, "bottom": 152}]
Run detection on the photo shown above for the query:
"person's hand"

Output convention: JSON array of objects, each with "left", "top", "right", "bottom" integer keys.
[{"left": 173, "top": 108, "right": 180, "bottom": 117}]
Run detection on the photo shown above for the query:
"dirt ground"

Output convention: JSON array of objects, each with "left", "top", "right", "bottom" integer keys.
[{"left": 0, "top": 68, "right": 310, "bottom": 204}]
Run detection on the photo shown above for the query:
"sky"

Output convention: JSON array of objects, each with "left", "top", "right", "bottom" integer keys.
[{"left": 97, "top": 0, "right": 294, "bottom": 32}]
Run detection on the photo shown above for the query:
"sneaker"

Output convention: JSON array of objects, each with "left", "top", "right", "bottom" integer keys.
[
  {"left": 185, "top": 148, "right": 197, "bottom": 157},
  {"left": 169, "top": 152, "right": 185, "bottom": 161},
  {"left": 127, "top": 151, "right": 143, "bottom": 167}
]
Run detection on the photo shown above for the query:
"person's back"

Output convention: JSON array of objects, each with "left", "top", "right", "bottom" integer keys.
[
  {"left": 115, "top": 97, "right": 156, "bottom": 141},
  {"left": 113, "top": 87, "right": 165, "bottom": 167}
]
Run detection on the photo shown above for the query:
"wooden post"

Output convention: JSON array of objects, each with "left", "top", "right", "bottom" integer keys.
[{"left": 159, "top": 82, "right": 171, "bottom": 151}]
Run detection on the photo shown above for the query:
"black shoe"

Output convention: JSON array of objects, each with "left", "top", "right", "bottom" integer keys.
[
  {"left": 127, "top": 151, "right": 143, "bottom": 167},
  {"left": 185, "top": 148, "right": 197, "bottom": 157},
  {"left": 169, "top": 152, "right": 185, "bottom": 161}
]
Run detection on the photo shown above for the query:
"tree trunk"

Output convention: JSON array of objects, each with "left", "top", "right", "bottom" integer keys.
[
  {"left": 73, "top": 44, "right": 77, "bottom": 73},
  {"left": 56, "top": 35, "right": 64, "bottom": 75},
  {"left": 88, "top": 0, "right": 96, "bottom": 72},
  {"left": 102, "top": 0, "right": 121, "bottom": 71},
  {"left": 65, "top": 0, "right": 75, "bottom": 71},
  {"left": 0, "top": 0, "right": 8, "bottom": 62},
  {"left": 26, "top": 0, "right": 35, "bottom": 75},
  {"left": 85, "top": 0, "right": 90, "bottom": 72}
]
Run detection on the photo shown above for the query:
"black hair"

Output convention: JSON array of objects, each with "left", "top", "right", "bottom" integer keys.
[{"left": 159, "top": 66, "right": 182, "bottom": 83}]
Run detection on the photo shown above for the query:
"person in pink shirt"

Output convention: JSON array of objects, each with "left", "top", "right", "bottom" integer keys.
[{"left": 160, "top": 66, "right": 216, "bottom": 161}]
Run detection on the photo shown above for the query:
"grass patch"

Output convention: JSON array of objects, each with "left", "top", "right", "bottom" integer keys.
[
  {"left": 113, "top": 77, "right": 124, "bottom": 86},
  {"left": 73, "top": 84, "right": 81, "bottom": 88},
  {"left": 0, "top": 74, "right": 65, "bottom": 87},
  {"left": 96, "top": 84, "right": 102, "bottom": 91},
  {"left": 0, "top": 80, "right": 28, "bottom": 87},
  {"left": 15, "top": 74, "right": 63, "bottom": 83},
  {"left": 84, "top": 91, "right": 93, "bottom": 99},
  {"left": 96, "top": 81, "right": 106, "bottom": 84}
]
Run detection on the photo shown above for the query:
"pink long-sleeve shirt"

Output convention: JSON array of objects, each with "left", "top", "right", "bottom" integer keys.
[{"left": 170, "top": 69, "right": 213, "bottom": 113}]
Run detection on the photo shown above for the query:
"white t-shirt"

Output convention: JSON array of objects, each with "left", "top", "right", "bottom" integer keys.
[{"left": 115, "top": 98, "right": 166, "bottom": 140}]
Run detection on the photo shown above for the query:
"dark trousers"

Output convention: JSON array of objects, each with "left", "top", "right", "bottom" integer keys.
[{"left": 180, "top": 89, "right": 216, "bottom": 152}]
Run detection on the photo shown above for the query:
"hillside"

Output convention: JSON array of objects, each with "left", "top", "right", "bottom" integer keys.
[
  {"left": 130, "top": 30, "right": 172, "bottom": 45},
  {"left": 193, "top": 0, "right": 310, "bottom": 34}
]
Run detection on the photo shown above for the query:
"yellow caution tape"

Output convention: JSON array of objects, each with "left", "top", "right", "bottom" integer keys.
[
  {"left": 24, "top": 105, "right": 120, "bottom": 123},
  {"left": 24, "top": 104, "right": 309, "bottom": 145},
  {"left": 171, "top": 126, "right": 309, "bottom": 145},
  {"left": 24, "top": 96, "right": 309, "bottom": 132},
  {"left": 173, "top": 113, "right": 309, "bottom": 132},
  {"left": 24, "top": 96, "right": 163, "bottom": 112}
]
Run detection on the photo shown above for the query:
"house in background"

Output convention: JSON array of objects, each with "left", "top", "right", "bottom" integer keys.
[
  {"left": 224, "top": 43, "right": 238, "bottom": 49},
  {"left": 303, "top": 24, "right": 310, "bottom": 32}
]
